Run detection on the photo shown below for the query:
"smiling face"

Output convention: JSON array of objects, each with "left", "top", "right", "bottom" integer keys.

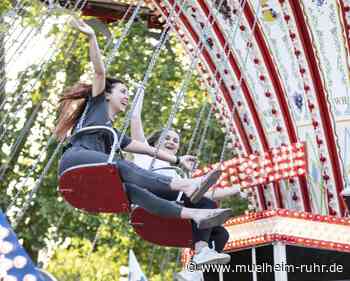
[
  {"left": 156, "top": 130, "right": 180, "bottom": 155},
  {"left": 106, "top": 82, "right": 129, "bottom": 115}
]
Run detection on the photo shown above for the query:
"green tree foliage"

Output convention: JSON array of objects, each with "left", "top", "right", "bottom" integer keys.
[{"left": 0, "top": 2, "right": 248, "bottom": 280}]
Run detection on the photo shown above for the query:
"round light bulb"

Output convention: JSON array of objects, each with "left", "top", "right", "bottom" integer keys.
[
  {"left": 4, "top": 276, "right": 17, "bottom": 281},
  {"left": 0, "top": 227, "right": 9, "bottom": 240},
  {"left": 0, "top": 258, "right": 13, "bottom": 271},
  {"left": 13, "top": 256, "right": 27, "bottom": 269},
  {"left": 0, "top": 241, "right": 14, "bottom": 254},
  {"left": 23, "top": 275, "right": 37, "bottom": 281}
]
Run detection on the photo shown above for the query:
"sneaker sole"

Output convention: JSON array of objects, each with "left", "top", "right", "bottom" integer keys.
[
  {"left": 197, "top": 209, "right": 233, "bottom": 229},
  {"left": 194, "top": 255, "right": 231, "bottom": 266},
  {"left": 190, "top": 169, "right": 222, "bottom": 204}
]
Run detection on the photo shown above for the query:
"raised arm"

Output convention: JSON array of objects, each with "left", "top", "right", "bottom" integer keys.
[
  {"left": 130, "top": 92, "right": 147, "bottom": 142},
  {"left": 124, "top": 140, "right": 196, "bottom": 171},
  {"left": 70, "top": 17, "right": 106, "bottom": 97}
]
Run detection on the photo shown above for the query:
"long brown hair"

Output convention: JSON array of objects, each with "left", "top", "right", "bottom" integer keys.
[{"left": 54, "top": 77, "right": 124, "bottom": 141}]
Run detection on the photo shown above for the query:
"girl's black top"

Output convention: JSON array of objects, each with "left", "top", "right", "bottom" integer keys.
[{"left": 66, "top": 92, "right": 132, "bottom": 154}]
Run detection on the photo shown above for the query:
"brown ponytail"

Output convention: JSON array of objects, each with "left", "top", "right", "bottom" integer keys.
[{"left": 54, "top": 83, "right": 92, "bottom": 141}]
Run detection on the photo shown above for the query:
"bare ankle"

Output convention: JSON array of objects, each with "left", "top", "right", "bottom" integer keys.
[{"left": 180, "top": 207, "right": 196, "bottom": 220}]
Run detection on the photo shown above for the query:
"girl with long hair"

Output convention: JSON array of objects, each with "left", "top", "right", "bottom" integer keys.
[{"left": 54, "top": 17, "right": 233, "bottom": 232}]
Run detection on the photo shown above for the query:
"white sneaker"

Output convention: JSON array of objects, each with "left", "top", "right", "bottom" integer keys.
[
  {"left": 192, "top": 246, "right": 231, "bottom": 265},
  {"left": 174, "top": 270, "right": 204, "bottom": 281}
]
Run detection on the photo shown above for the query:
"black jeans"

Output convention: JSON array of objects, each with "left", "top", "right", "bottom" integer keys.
[{"left": 59, "top": 147, "right": 229, "bottom": 250}]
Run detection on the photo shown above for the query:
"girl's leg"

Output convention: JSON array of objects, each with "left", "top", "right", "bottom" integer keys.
[
  {"left": 117, "top": 159, "right": 186, "bottom": 193},
  {"left": 59, "top": 147, "right": 109, "bottom": 175},
  {"left": 125, "top": 183, "right": 232, "bottom": 228},
  {"left": 209, "top": 226, "right": 230, "bottom": 252},
  {"left": 184, "top": 197, "right": 217, "bottom": 253},
  {"left": 182, "top": 197, "right": 230, "bottom": 265},
  {"left": 125, "top": 183, "right": 182, "bottom": 218}
]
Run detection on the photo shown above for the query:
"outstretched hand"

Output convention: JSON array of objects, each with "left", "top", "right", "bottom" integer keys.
[
  {"left": 179, "top": 155, "right": 197, "bottom": 171},
  {"left": 69, "top": 17, "right": 95, "bottom": 37}
]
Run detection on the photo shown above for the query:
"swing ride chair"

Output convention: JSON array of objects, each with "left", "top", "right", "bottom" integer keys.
[{"left": 58, "top": 125, "right": 130, "bottom": 214}]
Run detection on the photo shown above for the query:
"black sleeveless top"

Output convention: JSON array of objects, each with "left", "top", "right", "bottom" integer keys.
[{"left": 65, "top": 92, "right": 132, "bottom": 154}]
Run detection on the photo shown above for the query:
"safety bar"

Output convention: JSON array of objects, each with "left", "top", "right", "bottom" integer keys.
[{"left": 72, "top": 125, "right": 119, "bottom": 164}]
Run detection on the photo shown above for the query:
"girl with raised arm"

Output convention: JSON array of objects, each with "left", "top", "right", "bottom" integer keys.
[{"left": 54, "top": 17, "right": 233, "bottom": 232}]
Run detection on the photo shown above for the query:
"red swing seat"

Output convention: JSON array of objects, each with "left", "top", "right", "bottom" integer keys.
[
  {"left": 130, "top": 167, "right": 193, "bottom": 248},
  {"left": 58, "top": 126, "right": 130, "bottom": 214},
  {"left": 131, "top": 207, "right": 193, "bottom": 247}
]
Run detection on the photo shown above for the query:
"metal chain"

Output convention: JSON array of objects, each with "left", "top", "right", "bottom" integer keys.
[
  {"left": 0, "top": 29, "right": 72, "bottom": 134},
  {"left": 207, "top": 0, "right": 262, "bottom": 201},
  {"left": 102, "top": 3, "right": 136, "bottom": 53},
  {"left": 0, "top": 0, "right": 71, "bottom": 86},
  {"left": 2, "top": 12, "right": 51, "bottom": 72},
  {"left": 1, "top": 0, "right": 32, "bottom": 48},
  {"left": 200, "top": 0, "right": 260, "bottom": 166},
  {"left": 4, "top": 123, "right": 57, "bottom": 213},
  {"left": 0, "top": 32, "right": 79, "bottom": 143},
  {"left": 104, "top": 0, "right": 144, "bottom": 68},
  {"left": 0, "top": 0, "right": 87, "bottom": 114},
  {"left": 159, "top": 248, "right": 171, "bottom": 279},
  {"left": 185, "top": 103, "right": 207, "bottom": 155},
  {"left": 135, "top": 0, "right": 227, "bottom": 218},
  {"left": 148, "top": 0, "right": 227, "bottom": 171},
  {"left": 12, "top": 140, "right": 64, "bottom": 229},
  {"left": 196, "top": 104, "right": 214, "bottom": 160},
  {"left": 0, "top": 102, "right": 43, "bottom": 181},
  {"left": 114, "top": 0, "right": 181, "bottom": 155},
  {"left": 2, "top": 0, "right": 88, "bottom": 216},
  {"left": 218, "top": 0, "right": 262, "bottom": 161},
  {"left": 203, "top": 0, "right": 249, "bottom": 160}
]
